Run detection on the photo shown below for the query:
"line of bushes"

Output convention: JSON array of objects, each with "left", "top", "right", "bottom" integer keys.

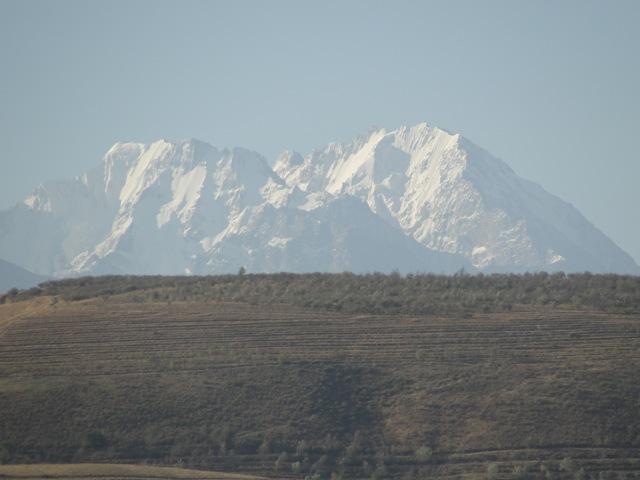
[{"left": 4, "top": 271, "right": 640, "bottom": 315}]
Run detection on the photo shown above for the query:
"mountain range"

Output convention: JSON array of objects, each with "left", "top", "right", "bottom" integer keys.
[
  {"left": 1, "top": 122, "right": 637, "bottom": 280},
  {"left": 0, "top": 258, "right": 49, "bottom": 293}
]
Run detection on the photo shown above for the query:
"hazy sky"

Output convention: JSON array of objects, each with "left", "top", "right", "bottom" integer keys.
[{"left": 1, "top": 0, "right": 639, "bottom": 263}]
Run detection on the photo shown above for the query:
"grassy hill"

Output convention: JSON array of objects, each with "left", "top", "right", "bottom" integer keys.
[{"left": 1, "top": 273, "right": 640, "bottom": 479}]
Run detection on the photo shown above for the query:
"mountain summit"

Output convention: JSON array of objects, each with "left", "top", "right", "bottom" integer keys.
[
  {"left": 276, "top": 123, "right": 638, "bottom": 274},
  {"left": 1, "top": 123, "right": 637, "bottom": 277}
]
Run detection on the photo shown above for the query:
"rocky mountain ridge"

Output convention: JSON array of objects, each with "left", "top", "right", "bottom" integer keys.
[{"left": 0, "top": 123, "right": 637, "bottom": 276}]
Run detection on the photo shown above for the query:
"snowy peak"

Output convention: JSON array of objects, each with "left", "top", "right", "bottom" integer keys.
[
  {"left": 214, "top": 147, "right": 284, "bottom": 204},
  {"left": 68, "top": 140, "right": 293, "bottom": 275},
  {"left": 1, "top": 123, "right": 638, "bottom": 277},
  {"left": 100, "top": 142, "right": 145, "bottom": 201},
  {"left": 276, "top": 122, "right": 639, "bottom": 274}
]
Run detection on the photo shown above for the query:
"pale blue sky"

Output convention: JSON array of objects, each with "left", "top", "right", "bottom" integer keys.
[{"left": 1, "top": 0, "right": 639, "bottom": 263}]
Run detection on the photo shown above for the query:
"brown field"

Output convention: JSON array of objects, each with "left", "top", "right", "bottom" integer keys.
[
  {"left": 0, "top": 462, "right": 265, "bottom": 479},
  {"left": 1, "top": 284, "right": 640, "bottom": 479}
]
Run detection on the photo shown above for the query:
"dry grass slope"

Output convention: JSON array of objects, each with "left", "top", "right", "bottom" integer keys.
[
  {"left": 1, "top": 274, "right": 640, "bottom": 479},
  {"left": 0, "top": 463, "right": 265, "bottom": 479}
]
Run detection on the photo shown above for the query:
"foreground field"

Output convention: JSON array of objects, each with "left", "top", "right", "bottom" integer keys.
[
  {"left": 0, "top": 463, "right": 265, "bottom": 479},
  {"left": 1, "top": 274, "right": 640, "bottom": 479}
]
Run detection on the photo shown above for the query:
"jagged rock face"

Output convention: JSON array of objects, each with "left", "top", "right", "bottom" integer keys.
[
  {"left": 0, "top": 124, "right": 637, "bottom": 277},
  {"left": 67, "top": 140, "right": 293, "bottom": 275},
  {"left": 276, "top": 123, "right": 639, "bottom": 274}
]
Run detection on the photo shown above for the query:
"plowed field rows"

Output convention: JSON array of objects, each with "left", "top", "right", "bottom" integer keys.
[{"left": 1, "top": 297, "right": 639, "bottom": 479}]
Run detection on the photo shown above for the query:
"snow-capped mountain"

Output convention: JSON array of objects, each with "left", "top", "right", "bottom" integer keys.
[
  {"left": 276, "top": 123, "right": 639, "bottom": 274},
  {"left": 0, "top": 123, "right": 637, "bottom": 277}
]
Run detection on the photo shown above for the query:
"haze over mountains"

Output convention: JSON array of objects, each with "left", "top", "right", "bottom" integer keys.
[
  {"left": 0, "top": 258, "right": 49, "bottom": 292},
  {"left": 0, "top": 122, "right": 638, "bottom": 279}
]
